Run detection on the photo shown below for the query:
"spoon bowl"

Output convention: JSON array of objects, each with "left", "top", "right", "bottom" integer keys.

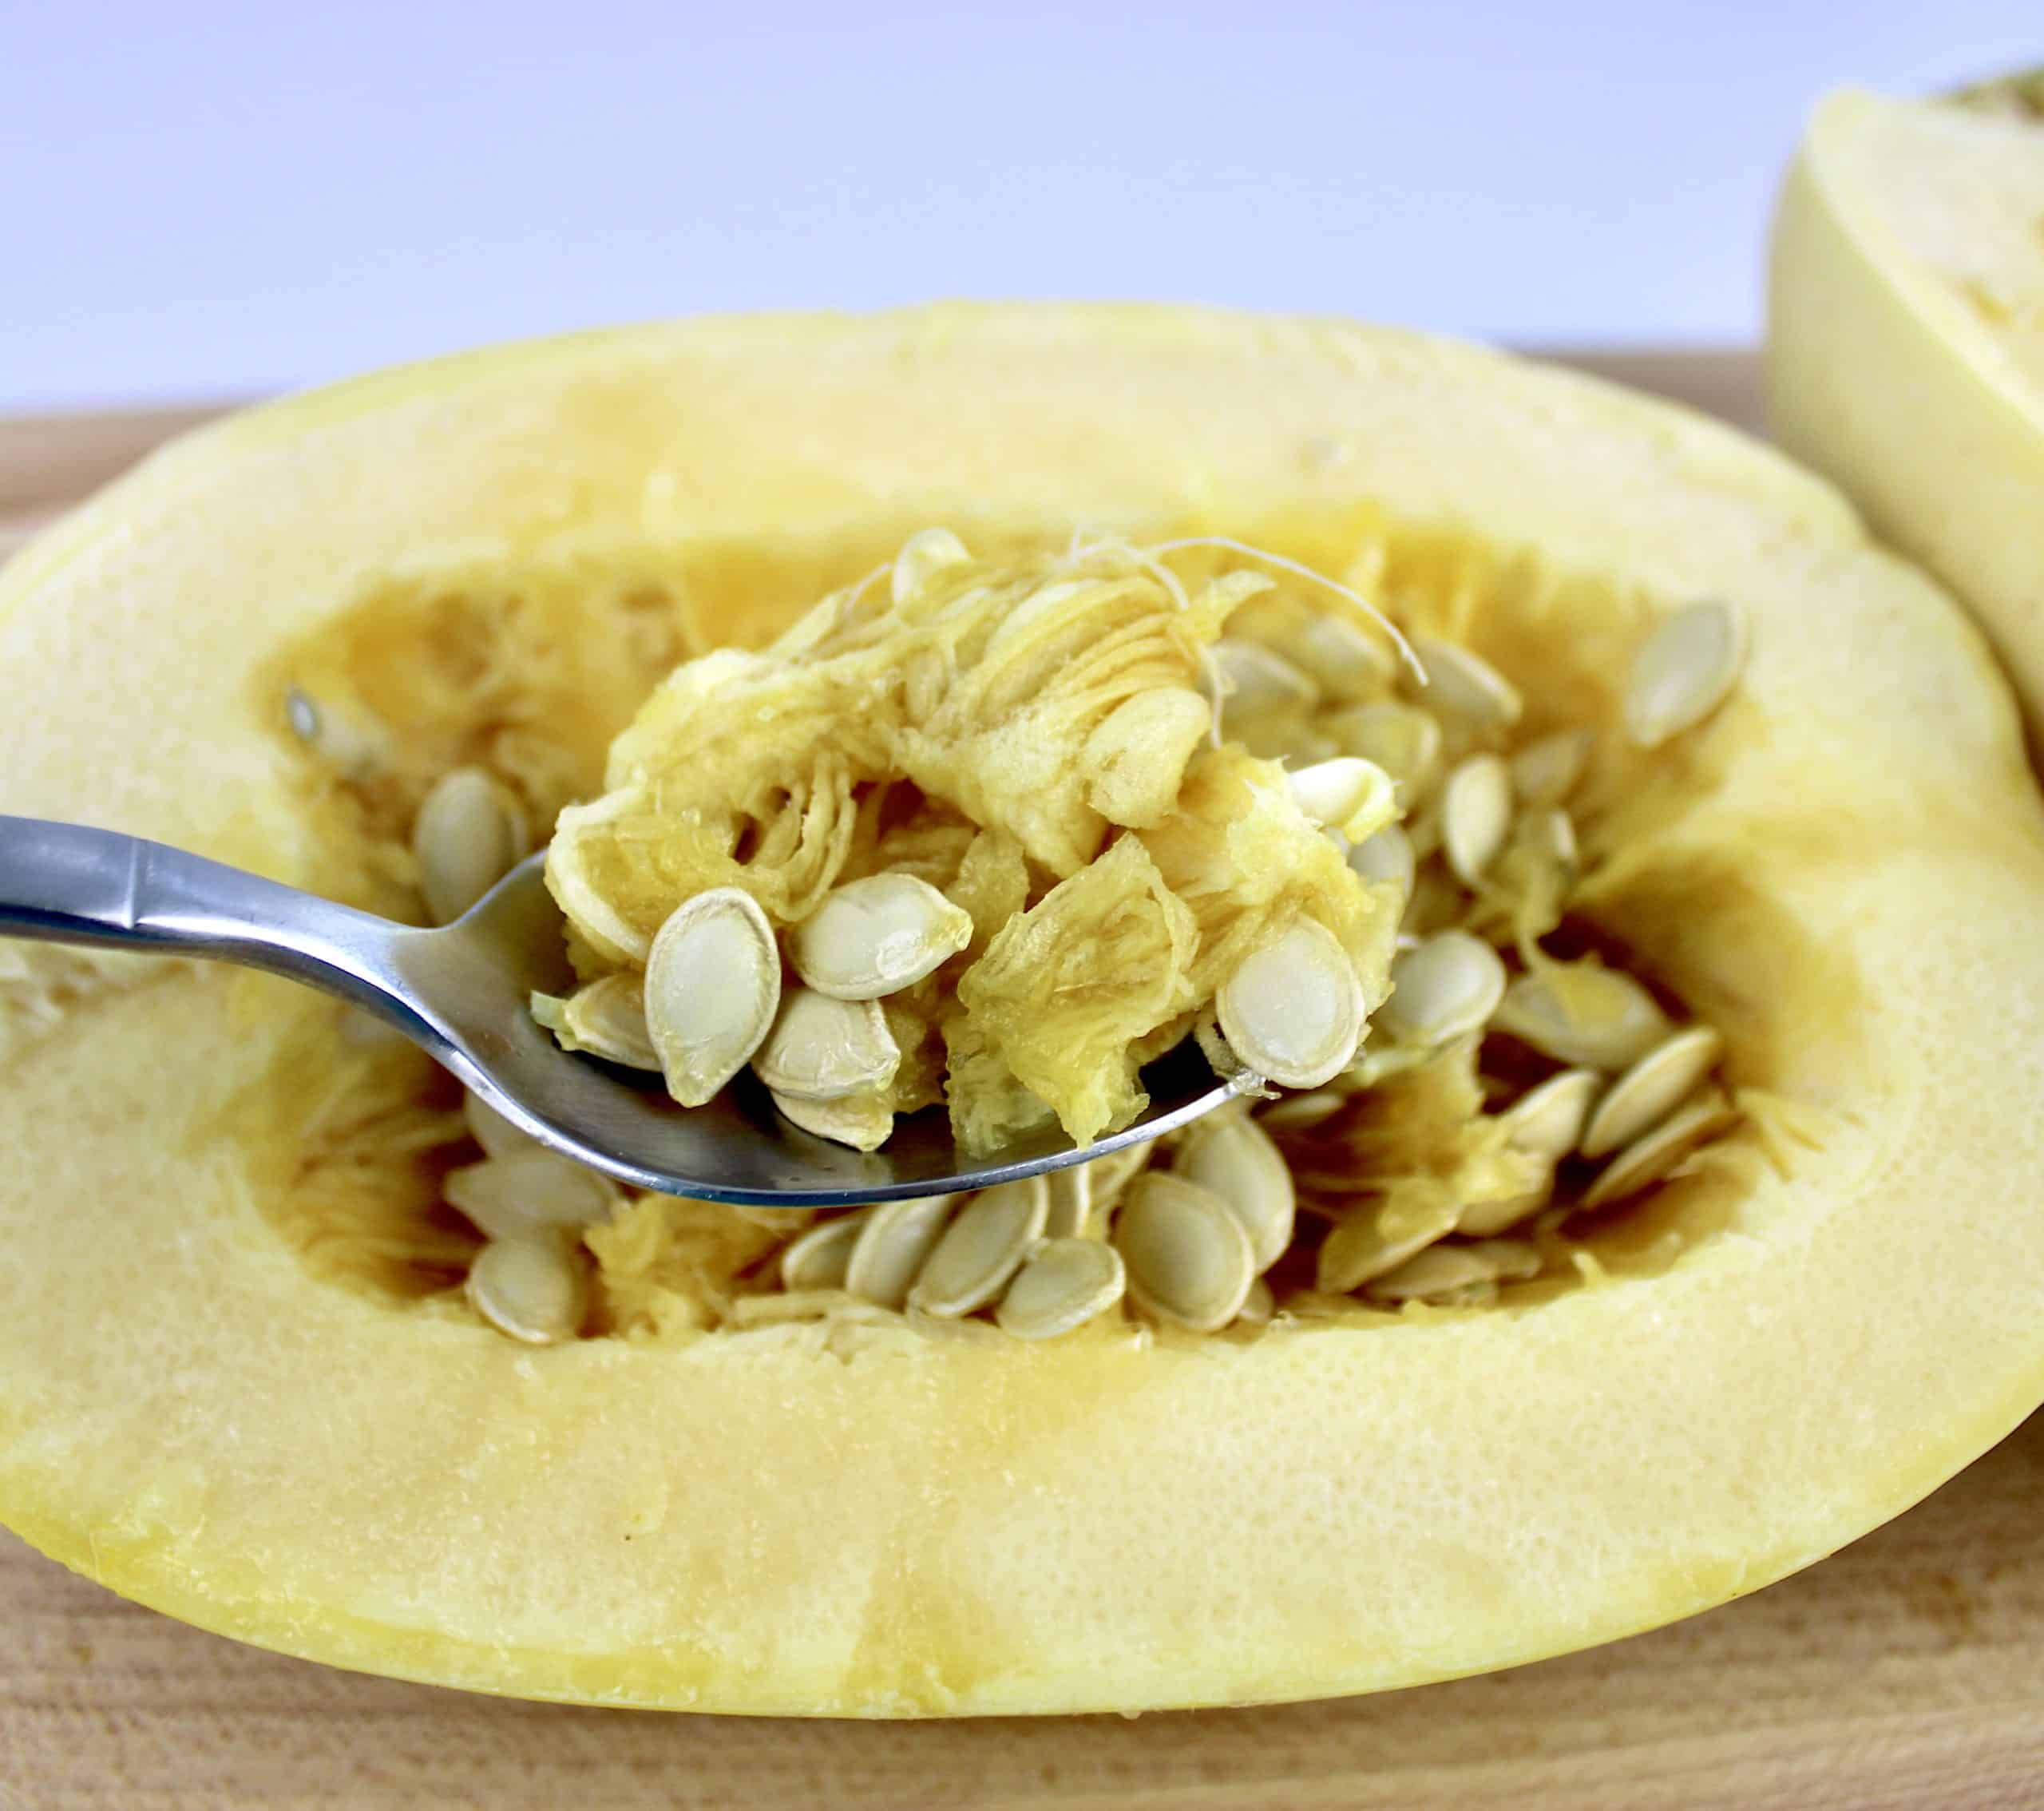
[{"left": 0, "top": 818, "right": 1254, "bottom": 1206}]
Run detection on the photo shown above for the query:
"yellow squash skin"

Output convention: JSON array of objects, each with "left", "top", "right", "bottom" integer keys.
[
  {"left": 7, "top": 306, "right": 2044, "bottom": 1715},
  {"left": 1768, "top": 86, "right": 2044, "bottom": 744}
]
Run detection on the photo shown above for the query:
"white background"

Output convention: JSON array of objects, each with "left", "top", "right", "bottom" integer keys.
[{"left": 2, "top": 0, "right": 2036, "bottom": 410}]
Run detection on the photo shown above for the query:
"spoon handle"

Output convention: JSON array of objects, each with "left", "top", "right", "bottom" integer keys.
[{"left": 0, "top": 814, "right": 415, "bottom": 1021}]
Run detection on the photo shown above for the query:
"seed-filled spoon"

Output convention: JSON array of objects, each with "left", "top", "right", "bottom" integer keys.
[{"left": 0, "top": 817, "right": 1253, "bottom": 1206}]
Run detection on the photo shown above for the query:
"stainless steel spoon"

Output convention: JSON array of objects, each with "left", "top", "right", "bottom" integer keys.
[{"left": 0, "top": 816, "right": 1254, "bottom": 1207}]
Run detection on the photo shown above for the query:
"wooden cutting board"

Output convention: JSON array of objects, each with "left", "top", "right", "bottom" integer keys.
[{"left": 6, "top": 351, "right": 2043, "bottom": 1810}]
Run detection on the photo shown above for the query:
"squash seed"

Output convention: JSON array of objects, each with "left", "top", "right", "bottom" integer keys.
[
  {"left": 727, "top": 1289, "right": 893, "bottom": 1330},
  {"left": 791, "top": 874, "right": 974, "bottom": 1001},
  {"left": 845, "top": 1195, "right": 957, "bottom": 1309},
  {"left": 1175, "top": 1114, "right": 1295, "bottom": 1273},
  {"left": 1216, "top": 917, "right": 1366, "bottom": 1090},
  {"left": 909, "top": 1176, "right": 1050, "bottom": 1318},
  {"left": 779, "top": 1211, "right": 869, "bottom": 1292},
  {"left": 1284, "top": 615, "right": 1392, "bottom": 700},
  {"left": 1411, "top": 636, "right": 1523, "bottom": 728},
  {"left": 753, "top": 989, "right": 901, "bottom": 1100},
  {"left": 1510, "top": 728, "right": 1594, "bottom": 806},
  {"left": 1115, "top": 1173, "right": 1256, "bottom": 1332},
  {"left": 1044, "top": 1165, "right": 1092, "bottom": 1241},
  {"left": 1442, "top": 753, "right": 1513, "bottom": 886},
  {"left": 463, "top": 1089, "right": 536, "bottom": 1159},
  {"left": 413, "top": 767, "right": 529, "bottom": 925},
  {"left": 1625, "top": 600, "right": 1746, "bottom": 747},
  {"left": 1085, "top": 688, "right": 1214, "bottom": 826},
  {"left": 1492, "top": 963, "right": 1671, "bottom": 1070},
  {"left": 1513, "top": 805, "right": 1579, "bottom": 880},
  {"left": 1377, "top": 931, "right": 1507, "bottom": 1046},
  {"left": 445, "top": 1147, "right": 620, "bottom": 1239},
  {"left": 1455, "top": 1171, "right": 1554, "bottom": 1238},
  {"left": 1257, "top": 1088, "right": 1346, "bottom": 1131},
  {"left": 1347, "top": 1039, "right": 1442, "bottom": 1088},
  {"left": 891, "top": 526, "right": 973, "bottom": 606},
  {"left": 1346, "top": 822, "right": 1416, "bottom": 903},
  {"left": 1288, "top": 757, "right": 1396, "bottom": 842},
  {"left": 1362, "top": 1237, "right": 1541, "bottom": 1303},
  {"left": 1214, "top": 638, "right": 1321, "bottom": 715},
  {"left": 643, "top": 887, "right": 782, "bottom": 1107},
  {"left": 996, "top": 1238, "right": 1127, "bottom": 1340},
  {"left": 284, "top": 686, "right": 388, "bottom": 779},
  {"left": 1499, "top": 1068, "right": 1602, "bottom": 1158},
  {"left": 1316, "top": 1190, "right": 1461, "bottom": 1291},
  {"left": 466, "top": 1235, "right": 588, "bottom": 1345},
  {"left": 1324, "top": 701, "right": 1442, "bottom": 806},
  {"left": 1579, "top": 1025, "right": 1725, "bottom": 1158},
  {"left": 1075, "top": 1141, "right": 1155, "bottom": 1226},
  {"left": 771, "top": 1086, "right": 893, "bottom": 1151},
  {"left": 1483, "top": 1244, "right": 1542, "bottom": 1290},
  {"left": 533, "top": 973, "right": 660, "bottom": 1069},
  {"left": 1581, "top": 1090, "right": 1738, "bottom": 1209}
]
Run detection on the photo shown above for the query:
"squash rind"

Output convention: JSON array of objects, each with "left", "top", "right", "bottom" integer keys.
[
  {"left": 4, "top": 306, "right": 2044, "bottom": 1714},
  {"left": 1767, "top": 86, "right": 2044, "bottom": 747}
]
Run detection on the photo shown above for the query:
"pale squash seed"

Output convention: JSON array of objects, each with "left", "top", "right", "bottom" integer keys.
[
  {"left": 1377, "top": 932, "right": 1507, "bottom": 1046},
  {"left": 1442, "top": 753, "right": 1514, "bottom": 886},
  {"left": 792, "top": 874, "right": 974, "bottom": 1001},
  {"left": 413, "top": 767, "right": 528, "bottom": 925},
  {"left": 1363, "top": 1238, "right": 1540, "bottom": 1304},
  {"left": 752, "top": 989, "right": 900, "bottom": 1102},
  {"left": 642, "top": 888, "right": 782, "bottom": 1106},
  {"left": 533, "top": 973, "right": 661, "bottom": 1070},
  {"left": 1044, "top": 1165, "right": 1092, "bottom": 1241},
  {"left": 772, "top": 1086, "right": 894, "bottom": 1152},
  {"left": 1492, "top": 964, "right": 1671, "bottom": 1070},
  {"left": 1499, "top": 1068, "right": 1602, "bottom": 1158},
  {"left": 1315, "top": 1191, "right": 1463, "bottom": 1293},
  {"left": 1579, "top": 1026, "right": 1725, "bottom": 1158},
  {"left": 846, "top": 1196, "right": 957, "bottom": 1310},
  {"left": 463, "top": 1089, "right": 536, "bottom": 1159},
  {"left": 780, "top": 1211, "right": 870, "bottom": 1292},
  {"left": 1510, "top": 728, "right": 1593, "bottom": 806},
  {"left": 909, "top": 1177, "right": 1050, "bottom": 1318},
  {"left": 1625, "top": 600, "right": 1747, "bottom": 747},
  {"left": 1346, "top": 822, "right": 1416, "bottom": 903},
  {"left": 1324, "top": 701, "right": 1442, "bottom": 806},
  {"left": 1411, "top": 636, "right": 1523, "bottom": 728},
  {"left": 1175, "top": 1114, "right": 1296, "bottom": 1273},
  {"left": 466, "top": 1235, "right": 588, "bottom": 1345},
  {"left": 1213, "top": 637, "right": 1321, "bottom": 716},
  {"left": 1216, "top": 918, "right": 1366, "bottom": 1089},
  {"left": 996, "top": 1238, "right": 1127, "bottom": 1339},
  {"left": 1581, "top": 1091, "right": 1738, "bottom": 1210},
  {"left": 445, "top": 1146, "right": 620, "bottom": 1240},
  {"left": 1288, "top": 757, "right": 1397, "bottom": 843},
  {"left": 1115, "top": 1173, "right": 1256, "bottom": 1333}
]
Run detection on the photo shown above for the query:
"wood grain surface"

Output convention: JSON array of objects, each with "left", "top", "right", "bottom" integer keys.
[{"left": 8, "top": 349, "right": 2042, "bottom": 1811}]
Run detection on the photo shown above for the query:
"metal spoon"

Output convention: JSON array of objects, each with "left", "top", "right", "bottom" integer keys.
[{"left": 0, "top": 816, "right": 1254, "bottom": 1207}]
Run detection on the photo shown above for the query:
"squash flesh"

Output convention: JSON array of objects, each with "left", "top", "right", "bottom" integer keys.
[
  {"left": 1768, "top": 86, "right": 2044, "bottom": 746},
  {"left": 3, "top": 308, "right": 2044, "bottom": 1712}
]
